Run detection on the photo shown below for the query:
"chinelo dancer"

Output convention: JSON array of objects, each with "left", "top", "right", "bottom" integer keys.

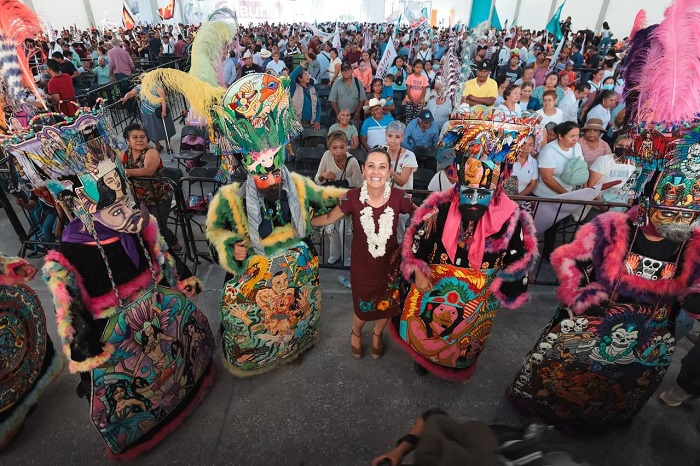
[
  {"left": 6, "top": 110, "right": 216, "bottom": 458},
  {"left": 205, "top": 73, "right": 346, "bottom": 375},
  {"left": 392, "top": 107, "right": 539, "bottom": 380},
  {"left": 141, "top": 9, "right": 345, "bottom": 376},
  {"left": 509, "top": 0, "right": 700, "bottom": 431}
]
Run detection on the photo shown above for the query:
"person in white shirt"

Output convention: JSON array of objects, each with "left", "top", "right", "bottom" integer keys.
[
  {"left": 518, "top": 39, "right": 529, "bottom": 67},
  {"left": 583, "top": 89, "right": 618, "bottom": 129},
  {"left": 265, "top": 51, "right": 286, "bottom": 75},
  {"left": 536, "top": 90, "right": 564, "bottom": 127},
  {"left": 416, "top": 41, "right": 432, "bottom": 62},
  {"left": 559, "top": 82, "right": 591, "bottom": 123},
  {"left": 586, "top": 134, "right": 635, "bottom": 207},
  {"left": 534, "top": 121, "right": 585, "bottom": 198},
  {"left": 496, "top": 37, "right": 511, "bottom": 66},
  {"left": 428, "top": 152, "right": 457, "bottom": 192},
  {"left": 510, "top": 135, "right": 538, "bottom": 196}
]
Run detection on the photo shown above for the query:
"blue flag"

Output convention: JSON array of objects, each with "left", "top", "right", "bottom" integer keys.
[{"left": 546, "top": 0, "right": 567, "bottom": 42}]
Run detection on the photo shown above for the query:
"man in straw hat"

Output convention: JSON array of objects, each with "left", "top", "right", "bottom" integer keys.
[{"left": 360, "top": 97, "right": 394, "bottom": 151}]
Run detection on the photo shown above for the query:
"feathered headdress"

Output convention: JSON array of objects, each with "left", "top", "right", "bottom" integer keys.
[
  {"left": 0, "top": 0, "right": 45, "bottom": 108},
  {"left": 629, "top": 9, "right": 647, "bottom": 40},
  {"left": 140, "top": 8, "right": 238, "bottom": 121},
  {"left": 632, "top": 0, "right": 700, "bottom": 126}
]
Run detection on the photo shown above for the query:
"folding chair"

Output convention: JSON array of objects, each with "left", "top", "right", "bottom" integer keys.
[
  {"left": 413, "top": 167, "right": 436, "bottom": 191},
  {"left": 301, "top": 127, "right": 328, "bottom": 148},
  {"left": 173, "top": 125, "right": 204, "bottom": 171},
  {"left": 294, "top": 147, "right": 326, "bottom": 178},
  {"left": 412, "top": 146, "right": 438, "bottom": 171}
]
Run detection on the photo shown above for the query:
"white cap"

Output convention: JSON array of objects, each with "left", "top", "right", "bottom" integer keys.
[{"left": 243, "top": 50, "right": 253, "bottom": 58}]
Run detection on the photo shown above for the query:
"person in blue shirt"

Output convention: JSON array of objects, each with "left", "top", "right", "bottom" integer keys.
[
  {"left": 402, "top": 109, "right": 439, "bottom": 151},
  {"left": 433, "top": 39, "right": 446, "bottom": 61},
  {"left": 290, "top": 65, "right": 321, "bottom": 130},
  {"left": 570, "top": 44, "right": 584, "bottom": 69},
  {"left": 222, "top": 50, "right": 238, "bottom": 86}
]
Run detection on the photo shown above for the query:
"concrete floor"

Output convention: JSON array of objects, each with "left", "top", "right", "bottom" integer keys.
[{"left": 1, "top": 151, "right": 699, "bottom": 465}]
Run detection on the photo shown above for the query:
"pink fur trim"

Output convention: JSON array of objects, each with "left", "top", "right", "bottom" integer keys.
[
  {"left": 45, "top": 222, "right": 165, "bottom": 320},
  {"left": 400, "top": 256, "right": 432, "bottom": 282},
  {"left": 388, "top": 321, "right": 478, "bottom": 382},
  {"left": 551, "top": 213, "right": 700, "bottom": 312},
  {"left": 177, "top": 277, "right": 203, "bottom": 299},
  {"left": 0, "top": 258, "right": 35, "bottom": 285},
  {"left": 108, "top": 363, "right": 216, "bottom": 461},
  {"left": 490, "top": 277, "right": 530, "bottom": 309},
  {"left": 484, "top": 212, "right": 518, "bottom": 253},
  {"left": 550, "top": 221, "right": 601, "bottom": 311},
  {"left": 592, "top": 214, "right": 700, "bottom": 299}
]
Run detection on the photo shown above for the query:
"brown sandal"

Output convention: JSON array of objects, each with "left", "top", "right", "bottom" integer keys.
[
  {"left": 351, "top": 329, "right": 362, "bottom": 359},
  {"left": 372, "top": 331, "right": 383, "bottom": 359}
]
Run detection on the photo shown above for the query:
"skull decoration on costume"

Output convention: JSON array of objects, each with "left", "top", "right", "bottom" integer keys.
[
  {"left": 211, "top": 73, "right": 300, "bottom": 186},
  {"left": 4, "top": 113, "right": 146, "bottom": 234}
]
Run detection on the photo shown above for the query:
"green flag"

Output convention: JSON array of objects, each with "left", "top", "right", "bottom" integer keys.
[{"left": 546, "top": 0, "right": 567, "bottom": 42}]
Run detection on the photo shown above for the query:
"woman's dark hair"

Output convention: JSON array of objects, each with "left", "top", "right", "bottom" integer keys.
[
  {"left": 141, "top": 325, "right": 163, "bottom": 351},
  {"left": 545, "top": 71, "right": 559, "bottom": 85},
  {"left": 603, "top": 22, "right": 610, "bottom": 30},
  {"left": 503, "top": 84, "right": 521, "bottom": 100},
  {"left": 366, "top": 147, "right": 391, "bottom": 165},
  {"left": 123, "top": 123, "right": 148, "bottom": 141},
  {"left": 602, "top": 76, "right": 615, "bottom": 85},
  {"left": 412, "top": 59, "right": 423, "bottom": 68},
  {"left": 371, "top": 77, "right": 383, "bottom": 93},
  {"left": 553, "top": 120, "right": 579, "bottom": 138},
  {"left": 581, "top": 89, "right": 616, "bottom": 122},
  {"left": 96, "top": 178, "right": 118, "bottom": 210},
  {"left": 495, "top": 74, "right": 509, "bottom": 88},
  {"left": 330, "top": 47, "right": 338, "bottom": 55}
]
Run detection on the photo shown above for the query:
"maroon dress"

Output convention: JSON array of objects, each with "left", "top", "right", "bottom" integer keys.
[{"left": 339, "top": 187, "right": 414, "bottom": 321}]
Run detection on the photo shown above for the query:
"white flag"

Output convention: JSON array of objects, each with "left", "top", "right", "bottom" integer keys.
[
  {"left": 375, "top": 37, "right": 397, "bottom": 80},
  {"left": 547, "top": 38, "right": 565, "bottom": 74}
]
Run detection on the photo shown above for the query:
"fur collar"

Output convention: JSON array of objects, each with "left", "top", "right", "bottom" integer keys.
[{"left": 44, "top": 217, "right": 163, "bottom": 319}]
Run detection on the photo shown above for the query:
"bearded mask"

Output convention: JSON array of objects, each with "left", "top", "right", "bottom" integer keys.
[
  {"left": 457, "top": 158, "right": 497, "bottom": 222},
  {"left": 649, "top": 208, "right": 698, "bottom": 242}
]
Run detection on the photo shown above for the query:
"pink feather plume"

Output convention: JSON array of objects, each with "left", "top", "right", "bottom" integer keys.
[
  {"left": 0, "top": 0, "right": 45, "bottom": 106},
  {"left": 635, "top": 0, "right": 700, "bottom": 125},
  {"left": 630, "top": 9, "right": 646, "bottom": 39}
]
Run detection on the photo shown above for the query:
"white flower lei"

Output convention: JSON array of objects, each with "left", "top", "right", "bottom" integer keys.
[{"left": 359, "top": 181, "right": 394, "bottom": 258}]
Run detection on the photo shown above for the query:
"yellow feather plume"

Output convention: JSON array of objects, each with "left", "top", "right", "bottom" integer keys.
[{"left": 140, "top": 69, "right": 225, "bottom": 123}]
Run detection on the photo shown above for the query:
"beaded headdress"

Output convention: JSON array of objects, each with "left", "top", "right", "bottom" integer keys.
[
  {"left": 211, "top": 73, "right": 300, "bottom": 177},
  {"left": 439, "top": 108, "right": 536, "bottom": 196}
]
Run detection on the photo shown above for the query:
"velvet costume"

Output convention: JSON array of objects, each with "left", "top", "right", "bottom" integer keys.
[
  {"left": 0, "top": 256, "right": 63, "bottom": 450},
  {"left": 43, "top": 217, "right": 215, "bottom": 458},
  {"left": 206, "top": 173, "right": 345, "bottom": 376},
  {"left": 392, "top": 188, "right": 538, "bottom": 380},
  {"left": 510, "top": 212, "right": 700, "bottom": 429}
]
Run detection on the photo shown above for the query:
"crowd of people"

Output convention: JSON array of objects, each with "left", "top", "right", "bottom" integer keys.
[{"left": 1, "top": 3, "right": 700, "bottom": 465}]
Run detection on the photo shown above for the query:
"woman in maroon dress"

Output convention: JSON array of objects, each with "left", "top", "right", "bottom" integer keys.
[{"left": 312, "top": 149, "right": 416, "bottom": 359}]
